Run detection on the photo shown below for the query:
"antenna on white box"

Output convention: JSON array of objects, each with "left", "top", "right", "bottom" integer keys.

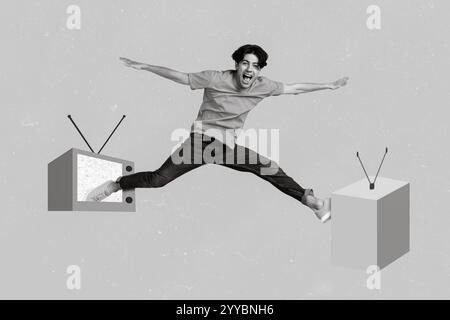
[
  {"left": 356, "top": 147, "right": 388, "bottom": 190},
  {"left": 67, "top": 114, "right": 126, "bottom": 154}
]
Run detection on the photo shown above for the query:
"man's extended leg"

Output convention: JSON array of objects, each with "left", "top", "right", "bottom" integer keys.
[
  {"left": 119, "top": 133, "right": 205, "bottom": 190},
  {"left": 218, "top": 144, "right": 331, "bottom": 222},
  {"left": 86, "top": 133, "right": 205, "bottom": 200}
]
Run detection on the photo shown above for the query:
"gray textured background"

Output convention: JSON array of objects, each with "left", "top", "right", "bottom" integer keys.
[{"left": 1, "top": 0, "right": 449, "bottom": 299}]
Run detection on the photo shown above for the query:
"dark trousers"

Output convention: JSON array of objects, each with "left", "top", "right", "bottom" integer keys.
[{"left": 119, "top": 133, "right": 307, "bottom": 204}]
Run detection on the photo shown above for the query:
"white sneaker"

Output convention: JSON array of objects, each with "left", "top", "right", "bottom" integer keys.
[
  {"left": 301, "top": 189, "right": 331, "bottom": 223},
  {"left": 313, "top": 198, "right": 331, "bottom": 223},
  {"left": 85, "top": 180, "right": 121, "bottom": 202}
]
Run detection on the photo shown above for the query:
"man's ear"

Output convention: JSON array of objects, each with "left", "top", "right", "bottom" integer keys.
[{"left": 235, "top": 62, "right": 239, "bottom": 70}]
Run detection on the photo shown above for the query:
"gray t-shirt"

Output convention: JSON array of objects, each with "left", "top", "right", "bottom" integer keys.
[{"left": 188, "top": 70, "right": 284, "bottom": 149}]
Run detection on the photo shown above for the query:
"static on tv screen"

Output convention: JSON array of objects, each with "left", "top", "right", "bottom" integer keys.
[{"left": 77, "top": 154, "right": 123, "bottom": 202}]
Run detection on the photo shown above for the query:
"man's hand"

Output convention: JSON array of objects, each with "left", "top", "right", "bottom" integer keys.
[
  {"left": 120, "top": 57, "right": 144, "bottom": 70},
  {"left": 329, "top": 76, "right": 349, "bottom": 90}
]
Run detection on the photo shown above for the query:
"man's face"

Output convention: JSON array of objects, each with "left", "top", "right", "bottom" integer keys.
[{"left": 235, "top": 53, "right": 261, "bottom": 89}]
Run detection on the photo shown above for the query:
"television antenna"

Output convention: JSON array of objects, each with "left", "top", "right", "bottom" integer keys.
[
  {"left": 356, "top": 147, "right": 388, "bottom": 190},
  {"left": 67, "top": 114, "right": 126, "bottom": 154}
]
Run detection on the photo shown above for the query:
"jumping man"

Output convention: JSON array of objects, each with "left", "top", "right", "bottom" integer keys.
[{"left": 86, "top": 44, "right": 349, "bottom": 223}]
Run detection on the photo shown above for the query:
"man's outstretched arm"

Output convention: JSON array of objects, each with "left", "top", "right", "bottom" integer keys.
[
  {"left": 120, "top": 57, "right": 189, "bottom": 85},
  {"left": 282, "top": 77, "right": 349, "bottom": 95}
]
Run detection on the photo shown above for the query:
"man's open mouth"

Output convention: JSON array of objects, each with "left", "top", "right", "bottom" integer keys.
[{"left": 242, "top": 74, "right": 253, "bottom": 84}]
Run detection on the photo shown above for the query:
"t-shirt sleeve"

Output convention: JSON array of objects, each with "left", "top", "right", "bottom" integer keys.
[
  {"left": 188, "top": 70, "right": 221, "bottom": 90},
  {"left": 259, "top": 76, "right": 285, "bottom": 97}
]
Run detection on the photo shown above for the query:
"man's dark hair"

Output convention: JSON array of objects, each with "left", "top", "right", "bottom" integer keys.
[{"left": 231, "top": 44, "right": 269, "bottom": 69}]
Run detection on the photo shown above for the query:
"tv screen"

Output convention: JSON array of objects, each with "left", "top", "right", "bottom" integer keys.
[{"left": 77, "top": 154, "right": 123, "bottom": 202}]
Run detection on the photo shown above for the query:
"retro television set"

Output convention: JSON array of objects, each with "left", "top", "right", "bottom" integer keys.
[{"left": 48, "top": 115, "right": 135, "bottom": 212}]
